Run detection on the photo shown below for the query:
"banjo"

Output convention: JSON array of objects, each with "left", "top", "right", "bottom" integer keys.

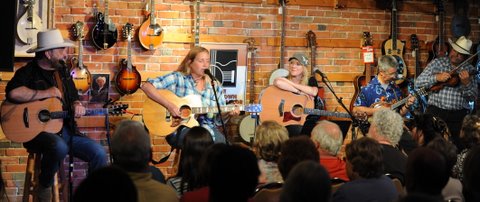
[{"left": 239, "top": 38, "right": 258, "bottom": 144}]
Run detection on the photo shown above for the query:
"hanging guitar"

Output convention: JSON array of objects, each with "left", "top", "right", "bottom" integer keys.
[
  {"left": 92, "top": 0, "right": 118, "bottom": 50},
  {"left": 70, "top": 21, "right": 92, "bottom": 94},
  {"left": 115, "top": 23, "right": 141, "bottom": 95},
  {"left": 408, "top": 34, "right": 427, "bottom": 113},
  {"left": 238, "top": 38, "right": 258, "bottom": 144},
  {"left": 306, "top": 30, "right": 325, "bottom": 109},
  {"left": 426, "top": 0, "right": 449, "bottom": 63},
  {"left": 382, "top": 0, "right": 407, "bottom": 84},
  {"left": 268, "top": 0, "right": 289, "bottom": 85},
  {"left": 16, "top": 0, "right": 44, "bottom": 45},
  {"left": 139, "top": 0, "right": 164, "bottom": 50},
  {"left": 351, "top": 32, "right": 375, "bottom": 111}
]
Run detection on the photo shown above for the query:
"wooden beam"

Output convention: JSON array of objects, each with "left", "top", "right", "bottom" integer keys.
[{"left": 327, "top": 73, "right": 360, "bottom": 82}]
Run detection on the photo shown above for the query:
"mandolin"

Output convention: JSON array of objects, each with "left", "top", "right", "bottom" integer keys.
[
  {"left": 115, "top": 23, "right": 141, "bottom": 95},
  {"left": 268, "top": 0, "right": 289, "bottom": 85},
  {"left": 138, "top": 0, "right": 163, "bottom": 50},
  {"left": 92, "top": 0, "right": 118, "bottom": 50},
  {"left": 382, "top": 0, "right": 407, "bottom": 84},
  {"left": 426, "top": 0, "right": 449, "bottom": 63},
  {"left": 16, "top": 0, "right": 43, "bottom": 45},
  {"left": 70, "top": 21, "right": 92, "bottom": 94}
]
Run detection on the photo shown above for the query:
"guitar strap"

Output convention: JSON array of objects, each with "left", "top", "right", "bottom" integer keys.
[{"left": 54, "top": 71, "right": 65, "bottom": 98}]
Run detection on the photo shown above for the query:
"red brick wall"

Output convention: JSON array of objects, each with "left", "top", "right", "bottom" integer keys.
[{"left": 1, "top": 0, "right": 479, "bottom": 200}]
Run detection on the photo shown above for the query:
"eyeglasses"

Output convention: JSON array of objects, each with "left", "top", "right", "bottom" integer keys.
[{"left": 382, "top": 70, "right": 397, "bottom": 76}]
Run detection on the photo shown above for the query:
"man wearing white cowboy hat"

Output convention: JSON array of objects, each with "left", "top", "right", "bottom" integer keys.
[
  {"left": 6, "top": 29, "right": 107, "bottom": 201},
  {"left": 415, "top": 35, "right": 478, "bottom": 151}
]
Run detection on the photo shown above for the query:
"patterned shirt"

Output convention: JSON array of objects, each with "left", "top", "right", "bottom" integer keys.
[
  {"left": 146, "top": 71, "right": 226, "bottom": 128},
  {"left": 415, "top": 57, "right": 477, "bottom": 110},
  {"left": 354, "top": 76, "right": 404, "bottom": 108}
]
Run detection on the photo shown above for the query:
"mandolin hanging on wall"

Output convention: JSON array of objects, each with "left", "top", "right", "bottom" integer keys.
[
  {"left": 115, "top": 23, "right": 141, "bottom": 95},
  {"left": 92, "top": 0, "right": 118, "bottom": 50}
]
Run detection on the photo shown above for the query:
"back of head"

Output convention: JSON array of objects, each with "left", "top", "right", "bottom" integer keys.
[
  {"left": 463, "top": 146, "right": 480, "bottom": 202},
  {"left": 370, "top": 109, "right": 404, "bottom": 145},
  {"left": 405, "top": 147, "right": 449, "bottom": 196},
  {"left": 460, "top": 114, "right": 480, "bottom": 149},
  {"left": 209, "top": 145, "right": 260, "bottom": 202},
  {"left": 280, "top": 160, "right": 331, "bottom": 202},
  {"left": 345, "top": 137, "right": 383, "bottom": 179},
  {"left": 111, "top": 120, "right": 151, "bottom": 172},
  {"left": 412, "top": 114, "right": 450, "bottom": 146},
  {"left": 398, "top": 193, "right": 444, "bottom": 202},
  {"left": 254, "top": 120, "right": 289, "bottom": 162},
  {"left": 278, "top": 136, "right": 319, "bottom": 180},
  {"left": 426, "top": 137, "right": 457, "bottom": 173},
  {"left": 311, "top": 120, "right": 343, "bottom": 156},
  {"left": 74, "top": 166, "right": 137, "bottom": 202}
]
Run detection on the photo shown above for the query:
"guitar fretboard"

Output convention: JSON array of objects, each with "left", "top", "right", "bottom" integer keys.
[
  {"left": 303, "top": 108, "right": 351, "bottom": 118},
  {"left": 190, "top": 105, "right": 247, "bottom": 114},
  {"left": 49, "top": 108, "right": 116, "bottom": 119}
]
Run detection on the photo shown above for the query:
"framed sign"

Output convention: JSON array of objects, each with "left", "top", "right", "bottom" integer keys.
[
  {"left": 201, "top": 43, "right": 248, "bottom": 104},
  {"left": 15, "top": 0, "right": 50, "bottom": 57},
  {"left": 90, "top": 74, "right": 110, "bottom": 104}
]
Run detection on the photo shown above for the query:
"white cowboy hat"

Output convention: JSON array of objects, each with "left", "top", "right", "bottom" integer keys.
[
  {"left": 448, "top": 36, "right": 472, "bottom": 55},
  {"left": 26, "top": 29, "right": 74, "bottom": 53}
]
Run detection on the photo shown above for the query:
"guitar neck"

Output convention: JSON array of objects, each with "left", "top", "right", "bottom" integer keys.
[
  {"left": 104, "top": 0, "right": 110, "bottom": 24},
  {"left": 51, "top": 108, "right": 110, "bottom": 119},
  {"left": 303, "top": 108, "right": 351, "bottom": 118},
  {"left": 391, "top": 0, "right": 397, "bottom": 50},
  {"left": 78, "top": 38, "right": 84, "bottom": 68},
  {"left": 127, "top": 38, "right": 133, "bottom": 70},
  {"left": 415, "top": 47, "right": 421, "bottom": 77},
  {"left": 438, "top": 6, "right": 445, "bottom": 53},
  {"left": 150, "top": 0, "right": 156, "bottom": 25},
  {"left": 194, "top": 0, "right": 200, "bottom": 46},
  {"left": 279, "top": 1, "right": 286, "bottom": 69},
  {"left": 249, "top": 48, "right": 256, "bottom": 103},
  {"left": 191, "top": 105, "right": 245, "bottom": 114},
  {"left": 27, "top": 2, "right": 34, "bottom": 22}
]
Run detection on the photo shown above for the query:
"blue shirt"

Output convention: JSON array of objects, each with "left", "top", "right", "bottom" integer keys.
[{"left": 354, "top": 77, "right": 404, "bottom": 108}]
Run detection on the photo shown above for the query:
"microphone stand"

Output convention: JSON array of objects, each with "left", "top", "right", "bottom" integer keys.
[
  {"left": 208, "top": 78, "right": 229, "bottom": 144},
  {"left": 315, "top": 71, "right": 366, "bottom": 140},
  {"left": 59, "top": 63, "right": 76, "bottom": 202}
]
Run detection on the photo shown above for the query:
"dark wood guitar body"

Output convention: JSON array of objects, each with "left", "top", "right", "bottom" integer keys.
[{"left": 115, "top": 59, "right": 141, "bottom": 95}]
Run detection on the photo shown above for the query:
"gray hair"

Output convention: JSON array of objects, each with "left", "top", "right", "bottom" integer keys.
[
  {"left": 111, "top": 120, "right": 151, "bottom": 172},
  {"left": 377, "top": 55, "right": 398, "bottom": 72},
  {"left": 370, "top": 109, "right": 403, "bottom": 145},
  {"left": 311, "top": 120, "right": 343, "bottom": 156}
]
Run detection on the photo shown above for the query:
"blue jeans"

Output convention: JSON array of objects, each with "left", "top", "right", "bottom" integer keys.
[{"left": 23, "top": 127, "right": 108, "bottom": 187}]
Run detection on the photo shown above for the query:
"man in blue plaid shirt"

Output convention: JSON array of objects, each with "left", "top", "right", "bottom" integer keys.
[{"left": 415, "top": 36, "right": 478, "bottom": 151}]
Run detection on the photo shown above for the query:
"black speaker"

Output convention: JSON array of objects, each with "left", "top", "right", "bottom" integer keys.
[{"left": 0, "top": 0, "right": 16, "bottom": 72}]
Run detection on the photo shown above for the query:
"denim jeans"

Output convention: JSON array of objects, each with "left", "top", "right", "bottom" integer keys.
[{"left": 23, "top": 127, "right": 108, "bottom": 187}]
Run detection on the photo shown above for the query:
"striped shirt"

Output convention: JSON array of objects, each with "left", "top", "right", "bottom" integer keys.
[{"left": 415, "top": 57, "right": 477, "bottom": 110}]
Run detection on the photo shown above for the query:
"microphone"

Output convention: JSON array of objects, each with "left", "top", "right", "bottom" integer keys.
[
  {"left": 204, "top": 69, "right": 217, "bottom": 81},
  {"left": 312, "top": 68, "right": 327, "bottom": 78}
]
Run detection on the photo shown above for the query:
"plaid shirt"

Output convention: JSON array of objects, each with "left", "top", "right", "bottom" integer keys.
[
  {"left": 146, "top": 71, "right": 226, "bottom": 127},
  {"left": 354, "top": 76, "right": 404, "bottom": 108},
  {"left": 415, "top": 57, "right": 477, "bottom": 110}
]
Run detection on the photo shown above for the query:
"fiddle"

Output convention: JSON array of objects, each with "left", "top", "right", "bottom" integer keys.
[{"left": 430, "top": 52, "right": 479, "bottom": 92}]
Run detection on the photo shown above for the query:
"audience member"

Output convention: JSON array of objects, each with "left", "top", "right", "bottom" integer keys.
[
  {"left": 278, "top": 136, "right": 319, "bottom": 180},
  {"left": 397, "top": 193, "right": 444, "bottom": 202},
  {"left": 409, "top": 113, "right": 450, "bottom": 147},
  {"left": 167, "top": 126, "right": 214, "bottom": 196},
  {"left": 367, "top": 108, "right": 407, "bottom": 184},
  {"left": 426, "top": 138, "right": 463, "bottom": 201},
  {"left": 332, "top": 137, "right": 398, "bottom": 202},
  {"left": 209, "top": 145, "right": 260, "bottom": 202},
  {"left": 310, "top": 120, "right": 349, "bottom": 182},
  {"left": 452, "top": 114, "right": 480, "bottom": 182},
  {"left": 405, "top": 147, "right": 449, "bottom": 201},
  {"left": 280, "top": 160, "right": 331, "bottom": 202},
  {"left": 111, "top": 120, "right": 178, "bottom": 202},
  {"left": 73, "top": 166, "right": 138, "bottom": 202},
  {"left": 463, "top": 146, "right": 480, "bottom": 202},
  {"left": 253, "top": 120, "right": 289, "bottom": 184}
]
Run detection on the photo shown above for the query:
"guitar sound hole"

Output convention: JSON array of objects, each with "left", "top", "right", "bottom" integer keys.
[
  {"left": 38, "top": 110, "right": 51, "bottom": 123},
  {"left": 291, "top": 104, "right": 304, "bottom": 117},
  {"left": 179, "top": 106, "right": 192, "bottom": 119}
]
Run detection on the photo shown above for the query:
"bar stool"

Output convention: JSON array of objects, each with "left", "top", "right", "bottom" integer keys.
[{"left": 23, "top": 151, "right": 62, "bottom": 202}]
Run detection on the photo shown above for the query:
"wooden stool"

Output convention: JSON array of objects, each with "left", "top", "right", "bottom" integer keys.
[{"left": 23, "top": 151, "right": 62, "bottom": 202}]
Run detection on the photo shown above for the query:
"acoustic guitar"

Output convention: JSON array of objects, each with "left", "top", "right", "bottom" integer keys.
[
  {"left": 0, "top": 98, "right": 128, "bottom": 143},
  {"left": 351, "top": 32, "right": 375, "bottom": 111},
  {"left": 138, "top": 0, "right": 163, "bottom": 50},
  {"left": 426, "top": 0, "right": 449, "bottom": 63},
  {"left": 92, "top": 0, "right": 118, "bottom": 50},
  {"left": 16, "top": 0, "right": 43, "bottom": 45},
  {"left": 382, "top": 0, "right": 407, "bottom": 84},
  {"left": 259, "top": 86, "right": 350, "bottom": 126},
  {"left": 268, "top": 0, "right": 289, "bottom": 85},
  {"left": 70, "top": 21, "right": 92, "bottom": 94},
  {"left": 115, "top": 23, "right": 141, "bottom": 95},
  {"left": 142, "top": 89, "right": 262, "bottom": 137}
]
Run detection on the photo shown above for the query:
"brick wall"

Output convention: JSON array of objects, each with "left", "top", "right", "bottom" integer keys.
[{"left": 1, "top": 0, "right": 479, "bottom": 200}]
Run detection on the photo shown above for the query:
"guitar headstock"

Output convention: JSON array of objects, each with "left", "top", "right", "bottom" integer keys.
[
  {"left": 122, "top": 23, "right": 134, "bottom": 40},
  {"left": 244, "top": 104, "right": 262, "bottom": 113},
  {"left": 108, "top": 103, "right": 129, "bottom": 116},
  {"left": 72, "top": 21, "right": 85, "bottom": 40},
  {"left": 278, "top": 0, "right": 287, "bottom": 6},
  {"left": 362, "top": 32, "right": 372, "bottom": 47},
  {"left": 244, "top": 38, "right": 256, "bottom": 52},
  {"left": 306, "top": 30, "right": 317, "bottom": 47}
]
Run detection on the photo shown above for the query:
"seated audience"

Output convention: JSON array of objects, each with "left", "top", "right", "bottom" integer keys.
[
  {"left": 253, "top": 120, "right": 289, "bottom": 184},
  {"left": 166, "top": 126, "right": 214, "bottom": 196},
  {"left": 463, "top": 146, "right": 480, "bottom": 202},
  {"left": 332, "top": 137, "right": 398, "bottom": 202},
  {"left": 310, "top": 120, "right": 349, "bottom": 182},
  {"left": 280, "top": 160, "right": 331, "bottom": 202},
  {"left": 111, "top": 120, "right": 178, "bottom": 202},
  {"left": 405, "top": 147, "right": 449, "bottom": 201},
  {"left": 409, "top": 113, "right": 450, "bottom": 147},
  {"left": 452, "top": 115, "right": 480, "bottom": 182},
  {"left": 73, "top": 166, "right": 138, "bottom": 202},
  {"left": 278, "top": 136, "right": 319, "bottom": 180},
  {"left": 368, "top": 108, "right": 407, "bottom": 184}
]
